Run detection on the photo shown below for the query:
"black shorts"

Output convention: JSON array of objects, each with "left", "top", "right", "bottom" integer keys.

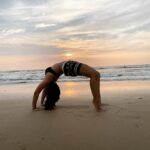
[{"left": 62, "top": 60, "right": 82, "bottom": 76}]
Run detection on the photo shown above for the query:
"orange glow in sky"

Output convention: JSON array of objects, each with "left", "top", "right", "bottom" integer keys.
[
  {"left": 0, "top": 0, "right": 150, "bottom": 71},
  {"left": 66, "top": 53, "right": 73, "bottom": 57}
]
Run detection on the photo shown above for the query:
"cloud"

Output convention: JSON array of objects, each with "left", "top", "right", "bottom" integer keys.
[
  {"left": 1, "top": 28, "right": 25, "bottom": 36},
  {"left": 0, "top": 44, "right": 63, "bottom": 56},
  {"left": 35, "top": 23, "right": 56, "bottom": 29},
  {"left": 0, "top": 0, "right": 49, "bottom": 9},
  {"left": 0, "top": 0, "right": 150, "bottom": 58}
]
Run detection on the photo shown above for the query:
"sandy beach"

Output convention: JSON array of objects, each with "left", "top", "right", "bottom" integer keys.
[{"left": 0, "top": 81, "right": 150, "bottom": 150}]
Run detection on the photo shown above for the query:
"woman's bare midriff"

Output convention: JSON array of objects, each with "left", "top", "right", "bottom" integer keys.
[{"left": 51, "top": 61, "right": 66, "bottom": 76}]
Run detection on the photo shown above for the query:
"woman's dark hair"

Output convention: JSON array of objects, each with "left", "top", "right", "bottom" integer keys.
[{"left": 44, "top": 82, "right": 60, "bottom": 110}]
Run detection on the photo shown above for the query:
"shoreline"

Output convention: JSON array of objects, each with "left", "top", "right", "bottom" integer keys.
[{"left": 0, "top": 80, "right": 150, "bottom": 97}]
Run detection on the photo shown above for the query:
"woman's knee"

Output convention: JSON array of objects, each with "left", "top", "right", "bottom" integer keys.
[{"left": 91, "top": 71, "right": 100, "bottom": 80}]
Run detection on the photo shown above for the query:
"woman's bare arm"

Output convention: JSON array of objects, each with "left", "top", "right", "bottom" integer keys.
[
  {"left": 41, "top": 88, "right": 47, "bottom": 105},
  {"left": 32, "top": 73, "right": 55, "bottom": 110},
  {"left": 32, "top": 81, "right": 49, "bottom": 109}
]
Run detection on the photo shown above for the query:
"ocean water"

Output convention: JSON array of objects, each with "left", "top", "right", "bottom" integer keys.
[{"left": 0, "top": 64, "right": 150, "bottom": 85}]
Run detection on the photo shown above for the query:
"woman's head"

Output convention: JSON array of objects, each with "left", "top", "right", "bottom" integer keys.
[{"left": 44, "top": 82, "right": 60, "bottom": 110}]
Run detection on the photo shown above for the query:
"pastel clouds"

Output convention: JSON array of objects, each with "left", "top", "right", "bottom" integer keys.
[
  {"left": 35, "top": 23, "right": 56, "bottom": 29},
  {"left": 1, "top": 29, "right": 25, "bottom": 36},
  {"left": 0, "top": 0, "right": 150, "bottom": 70}
]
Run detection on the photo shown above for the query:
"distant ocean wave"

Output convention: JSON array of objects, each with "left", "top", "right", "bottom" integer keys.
[{"left": 0, "top": 64, "right": 150, "bottom": 85}]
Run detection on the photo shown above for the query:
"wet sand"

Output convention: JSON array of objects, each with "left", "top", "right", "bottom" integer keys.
[{"left": 0, "top": 81, "right": 150, "bottom": 150}]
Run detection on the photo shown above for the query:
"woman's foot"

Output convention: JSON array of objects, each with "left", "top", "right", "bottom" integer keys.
[{"left": 92, "top": 99, "right": 101, "bottom": 112}]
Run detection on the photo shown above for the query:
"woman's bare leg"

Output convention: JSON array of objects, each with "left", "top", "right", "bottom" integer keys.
[{"left": 79, "top": 64, "right": 101, "bottom": 111}]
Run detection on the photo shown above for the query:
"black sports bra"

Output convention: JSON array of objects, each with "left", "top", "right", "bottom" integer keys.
[{"left": 45, "top": 67, "right": 59, "bottom": 77}]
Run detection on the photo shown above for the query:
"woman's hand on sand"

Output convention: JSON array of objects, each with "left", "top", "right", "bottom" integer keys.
[
  {"left": 32, "top": 106, "right": 44, "bottom": 111},
  {"left": 41, "top": 104, "right": 45, "bottom": 107}
]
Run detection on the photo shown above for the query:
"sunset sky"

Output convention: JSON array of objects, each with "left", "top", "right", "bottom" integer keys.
[{"left": 0, "top": 0, "right": 150, "bottom": 70}]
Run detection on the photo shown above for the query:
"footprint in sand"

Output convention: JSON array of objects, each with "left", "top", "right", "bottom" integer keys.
[
  {"left": 118, "top": 114, "right": 141, "bottom": 120},
  {"left": 41, "top": 137, "right": 45, "bottom": 141},
  {"left": 135, "top": 123, "right": 140, "bottom": 128},
  {"left": 76, "top": 114, "right": 84, "bottom": 117},
  {"left": 65, "top": 110, "right": 74, "bottom": 114},
  {"left": 14, "top": 141, "right": 26, "bottom": 150}
]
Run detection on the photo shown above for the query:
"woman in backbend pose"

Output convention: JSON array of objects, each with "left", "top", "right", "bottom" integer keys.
[{"left": 32, "top": 60, "right": 101, "bottom": 112}]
